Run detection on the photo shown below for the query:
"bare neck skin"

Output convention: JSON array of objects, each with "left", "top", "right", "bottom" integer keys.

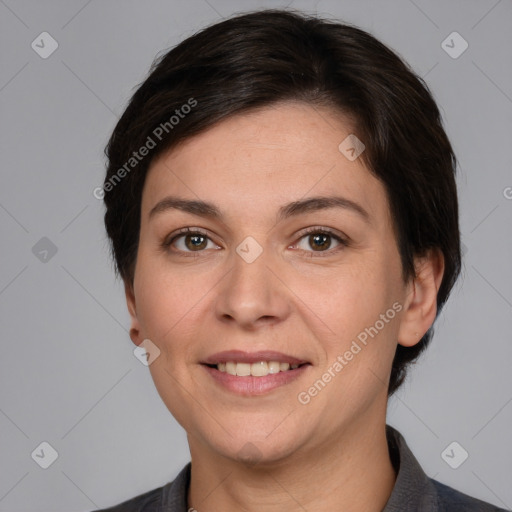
[{"left": 187, "top": 401, "right": 396, "bottom": 512}]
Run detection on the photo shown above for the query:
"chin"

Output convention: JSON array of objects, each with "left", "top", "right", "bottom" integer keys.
[{"left": 204, "top": 427, "right": 305, "bottom": 468}]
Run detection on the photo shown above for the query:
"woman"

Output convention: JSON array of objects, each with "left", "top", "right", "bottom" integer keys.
[{"left": 95, "top": 9, "right": 506, "bottom": 512}]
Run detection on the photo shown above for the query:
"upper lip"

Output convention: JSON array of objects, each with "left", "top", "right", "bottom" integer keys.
[{"left": 201, "top": 350, "right": 310, "bottom": 365}]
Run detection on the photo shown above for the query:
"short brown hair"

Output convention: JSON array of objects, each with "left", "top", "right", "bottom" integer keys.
[{"left": 102, "top": 9, "right": 461, "bottom": 396}]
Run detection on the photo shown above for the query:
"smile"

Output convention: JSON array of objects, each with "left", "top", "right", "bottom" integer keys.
[
  {"left": 201, "top": 362, "right": 312, "bottom": 395},
  {"left": 209, "top": 361, "right": 305, "bottom": 377}
]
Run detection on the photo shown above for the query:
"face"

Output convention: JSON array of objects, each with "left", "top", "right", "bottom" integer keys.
[{"left": 126, "top": 102, "right": 422, "bottom": 465}]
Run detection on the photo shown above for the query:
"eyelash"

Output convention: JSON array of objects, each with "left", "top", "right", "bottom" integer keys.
[
  {"left": 162, "top": 226, "right": 349, "bottom": 258},
  {"left": 293, "top": 226, "right": 349, "bottom": 257}
]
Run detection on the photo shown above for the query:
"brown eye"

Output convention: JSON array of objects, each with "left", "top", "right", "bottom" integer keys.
[
  {"left": 292, "top": 228, "right": 348, "bottom": 256},
  {"left": 167, "top": 229, "right": 219, "bottom": 253},
  {"left": 184, "top": 234, "right": 208, "bottom": 251},
  {"left": 308, "top": 233, "right": 331, "bottom": 251}
]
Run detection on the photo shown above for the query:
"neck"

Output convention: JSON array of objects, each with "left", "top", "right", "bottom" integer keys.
[{"left": 187, "top": 411, "right": 396, "bottom": 512}]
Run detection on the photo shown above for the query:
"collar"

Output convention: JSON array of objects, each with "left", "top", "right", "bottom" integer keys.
[{"left": 382, "top": 424, "right": 439, "bottom": 510}]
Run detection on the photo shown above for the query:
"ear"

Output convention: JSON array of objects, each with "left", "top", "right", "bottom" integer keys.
[
  {"left": 397, "top": 248, "right": 445, "bottom": 347},
  {"left": 124, "top": 279, "right": 143, "bottom": 347}
]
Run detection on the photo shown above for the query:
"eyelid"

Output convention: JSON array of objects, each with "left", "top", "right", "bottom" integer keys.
[
  {"left": 168, "top": 226, "right": 211, "bottom": 240},
  {"left": 295, "top": 225, "right": 348, "bottom": 241},
  {"left": 299, "top": 225, "right": 348, "bottom": 240},
  {"left": 290, "top": 226, "right": 349, "bottom": 254},
  {"left": 164, "top": 227, "right": 221, "bottom": 252}
]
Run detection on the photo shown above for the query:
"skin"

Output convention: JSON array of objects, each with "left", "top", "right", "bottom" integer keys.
[{"left": 125, "top": 101, "right": 444, "bottom": 512}]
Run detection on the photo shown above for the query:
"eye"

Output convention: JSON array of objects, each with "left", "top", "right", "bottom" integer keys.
[
  {"left": 164, "top": 228, "right": 220, "bottom": 253},
  {"left": 291, "top": 227, "right": 348, "bottom": 255}
]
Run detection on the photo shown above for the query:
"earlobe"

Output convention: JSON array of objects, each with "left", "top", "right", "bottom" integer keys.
[
  {"left": 124, "top": 280, "right": 142, "bottom": 347},
  {"left": 397, "top": 248, "right": 445, "bottom": 348}
]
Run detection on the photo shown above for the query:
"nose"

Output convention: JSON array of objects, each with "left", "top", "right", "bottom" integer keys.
[{"left": 214, "top": 247, "right": 291, "bottom": 330}]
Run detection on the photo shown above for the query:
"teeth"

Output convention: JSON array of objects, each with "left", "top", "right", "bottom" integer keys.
[
  {"left": 251, "top": 361, "right": 269, "bottom": 377},
  {"left": 268, "top": 361, "right": 281, "bottom": 374},
  {"left": 217, "top": 361, "right": 303, "bottom": 377},
  {"left": 235, "top": 362, "right": 251, "bottom": 376}
]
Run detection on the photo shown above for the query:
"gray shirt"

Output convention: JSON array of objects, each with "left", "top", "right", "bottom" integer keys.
[{"left": 94, "top": 425, "right": 508, "bottom": 511}]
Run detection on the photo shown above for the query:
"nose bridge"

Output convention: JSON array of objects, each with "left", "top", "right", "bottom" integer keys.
[{"left": 215, "top": 241, "right": 290, "bottom": 327}]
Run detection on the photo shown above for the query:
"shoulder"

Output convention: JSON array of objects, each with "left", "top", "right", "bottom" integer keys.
[
  {"left": 384, "top": 425, "right": 508, "bottom": 512},
  {"left": 430, "top": 478, "right": 509, "bottom": 511},
  {"left": 92, "top": 485, "right": 165, "bottom": 512},
  {"left": 91, "top": 462, "right": 191, "bottom": 512}
]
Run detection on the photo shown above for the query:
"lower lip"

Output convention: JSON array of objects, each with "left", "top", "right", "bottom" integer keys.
[{"left": 201, "top": 364, "right": 311, "bottom": 396}]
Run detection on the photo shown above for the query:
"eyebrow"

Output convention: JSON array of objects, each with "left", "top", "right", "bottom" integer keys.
[{"left": 148, "top": 195, "right": 371, "bottom": 224}]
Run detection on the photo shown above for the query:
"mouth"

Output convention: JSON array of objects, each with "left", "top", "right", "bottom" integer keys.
[
  {"left": 200, "top": 350, "right": 312, "bottom": 395},
  {"left": 202, "top": 361, "right": 310, "bottom": 377},
  {"left": 200, "top": 349, "right": 311, "bottom": 377}
]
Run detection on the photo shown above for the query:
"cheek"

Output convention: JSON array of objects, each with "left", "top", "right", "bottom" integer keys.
[
  {"left": 135, "top": 262, "right": 211, "bottom": 429},
  {"left": 292, "top": 253, "right": 400, "bottom": 375},
  {"left": 292, "top": 259, "right": 384, "bottom": 334},
  {"left": 134, "top": 250, "right": 213, "bottom": 338}
]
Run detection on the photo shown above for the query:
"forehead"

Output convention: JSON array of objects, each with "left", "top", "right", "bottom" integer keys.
[{"left": 141, "top": 102, "right": 389, "bottom": 227}]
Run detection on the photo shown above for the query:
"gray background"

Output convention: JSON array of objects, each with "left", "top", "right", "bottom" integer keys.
[{"left": 0, "top": 0, "right": 511, "bottom": 510}]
